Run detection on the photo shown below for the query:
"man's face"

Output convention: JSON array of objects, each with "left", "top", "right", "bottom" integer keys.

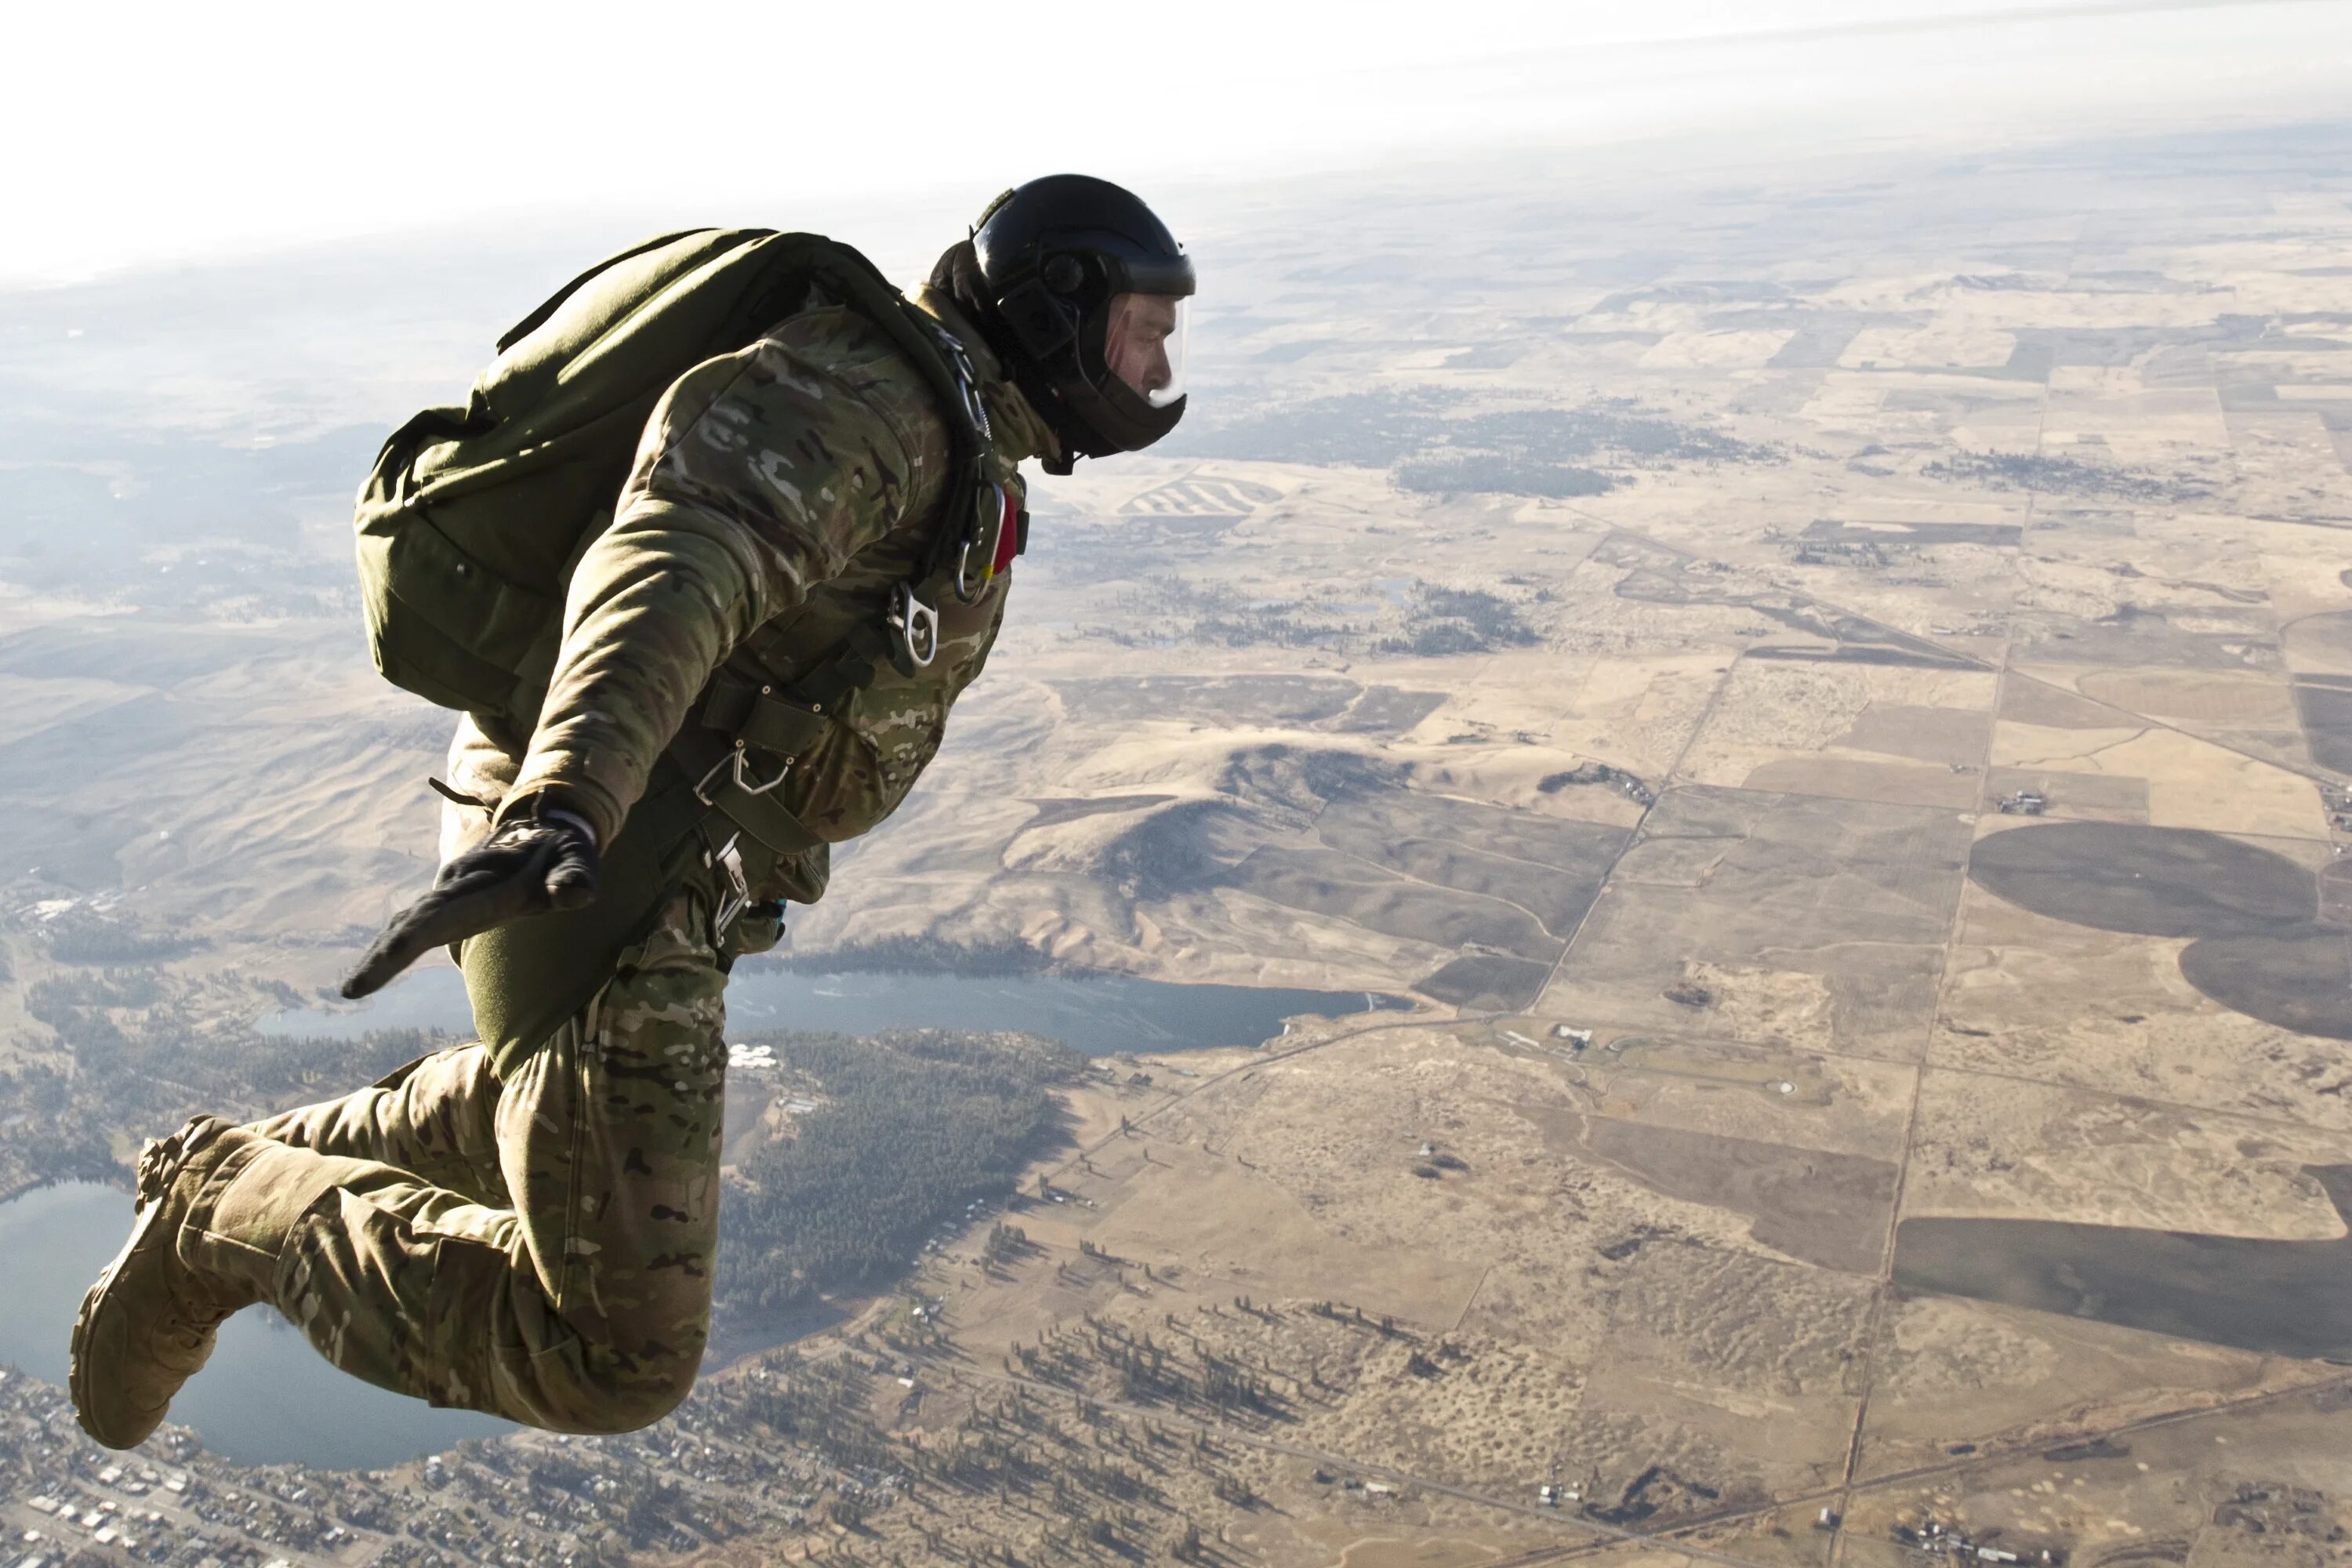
[{"left": 1103, "top": 292, "right": 1181, "bottom": 398}]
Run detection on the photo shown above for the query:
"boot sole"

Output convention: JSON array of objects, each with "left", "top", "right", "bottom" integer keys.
[{"left": 70, "top": 1189, "right": 202, "bottom": 1450}]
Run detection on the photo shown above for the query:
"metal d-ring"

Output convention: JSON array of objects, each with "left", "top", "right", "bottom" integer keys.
[
  {"left": 731, "top": 739, "right": 793, "bottom": 797},
  {"left": 691, "top": 741, "right": 793, "bottom": 806},
  {"left": 890, "top": 582, "right": 939, "bottom": 669},
  {"left": 690, "top": 750, "right": 733, "bottom": 807}
]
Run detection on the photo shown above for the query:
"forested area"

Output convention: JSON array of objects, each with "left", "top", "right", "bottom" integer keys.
[
  {"left": 716, "top": 1028, "right": 1080, "bottom": 1316},
  {"left": 10, "top": 932, "right": 1081, "bottom": 1332},
  {"left": 1, "top": 981, "right": 446, "bottom": 1196},
  {"left": 1377, "top": 582, "right": 1544, "bottom": 657}
]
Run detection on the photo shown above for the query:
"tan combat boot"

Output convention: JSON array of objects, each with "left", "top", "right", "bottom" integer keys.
[{"left": 71, "top": 1116, "right": 264, "bottom": 1450}]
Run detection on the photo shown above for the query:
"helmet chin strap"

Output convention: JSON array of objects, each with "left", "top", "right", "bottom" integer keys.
[
  {"left": 987, "top": 298, "right": 1185, "bottom": 464},
  {"left": 1036, "top": 378, "right": 1185, "bottom": 464}
]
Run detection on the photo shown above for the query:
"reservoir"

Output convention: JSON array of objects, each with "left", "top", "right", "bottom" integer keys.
[
  {"left": 1893, "top": 1167, "right": 2352, "bottom": 1360},
  {"left": 261, "top": 962, "right": 1412, "bottom": 1052},
  {"left": 16, "top": 969, "right": 1408, "bottom": 1468},
  {"left": 0, "top": 1181, "right": 514, "bottom": 1468}
]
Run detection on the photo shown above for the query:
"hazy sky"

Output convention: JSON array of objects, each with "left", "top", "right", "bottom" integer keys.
[{"left": 3, "top": 0, "right": 2347, "bottom": 285}]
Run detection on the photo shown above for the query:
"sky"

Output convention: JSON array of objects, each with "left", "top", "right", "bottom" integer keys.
[{"left": 2, "top": 0, "right": 2348, "bottom": 285}]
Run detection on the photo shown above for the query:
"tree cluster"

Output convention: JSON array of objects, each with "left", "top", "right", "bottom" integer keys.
[{"left": 715, "top": 1029, "right": 1079, "bottom": 1316}]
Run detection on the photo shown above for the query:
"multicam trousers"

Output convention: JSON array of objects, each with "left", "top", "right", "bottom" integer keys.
[{"left": 205, "top": 863, "right": 735, "bottom": 1433}]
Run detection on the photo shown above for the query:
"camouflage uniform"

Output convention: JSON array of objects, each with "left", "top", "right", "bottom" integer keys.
[{"left": 194, "top": 285, "right": 1053, "bottom": 1432}]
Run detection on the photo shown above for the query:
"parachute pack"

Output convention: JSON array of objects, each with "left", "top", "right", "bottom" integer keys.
[{"left": 352, "top": 228, "right": 1011, "bottom": 736}]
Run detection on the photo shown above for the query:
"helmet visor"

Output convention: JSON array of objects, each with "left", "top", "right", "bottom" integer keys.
[{"left": 1102, "top": 292, "right": 1188, "bottom": 410}]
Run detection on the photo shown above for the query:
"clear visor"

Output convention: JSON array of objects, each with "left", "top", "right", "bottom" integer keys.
[{"left": 1102, "top": 292, "right": 1189, "bottom": 408}]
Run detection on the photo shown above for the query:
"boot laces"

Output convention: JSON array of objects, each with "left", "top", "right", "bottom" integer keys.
[
  {"left": 132, "top": 1116, "right": 223, "bottom": 1214},
  {"left": 132, "top": 1133, "right": 186, "bottom": 1214}
]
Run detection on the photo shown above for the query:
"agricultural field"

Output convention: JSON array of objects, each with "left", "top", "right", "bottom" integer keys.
[{"left": 5, "top": 119, "right": 2352, "bottom": 1566}]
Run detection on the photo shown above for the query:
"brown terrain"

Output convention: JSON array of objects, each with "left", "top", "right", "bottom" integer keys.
[{"left": 5, "top": 122, "right": 2352, "bottom": 1566}]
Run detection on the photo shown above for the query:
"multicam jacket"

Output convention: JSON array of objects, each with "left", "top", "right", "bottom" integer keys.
[{"left": 441, "top": 285, "right": 1054, "bottom": 902}]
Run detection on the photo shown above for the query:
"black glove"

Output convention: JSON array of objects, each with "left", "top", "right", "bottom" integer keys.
[{"left": 340, "top": 815, "right": 600, "bottom": 999}]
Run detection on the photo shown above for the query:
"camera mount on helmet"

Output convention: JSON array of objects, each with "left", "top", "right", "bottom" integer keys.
[{"left": 963, "top": 174, "right": 1196, "bottom": 474}]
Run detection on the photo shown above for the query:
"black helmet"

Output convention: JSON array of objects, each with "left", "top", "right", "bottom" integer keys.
[{"left": 946, "top": 175, "right": 1195, "bottom": 474}]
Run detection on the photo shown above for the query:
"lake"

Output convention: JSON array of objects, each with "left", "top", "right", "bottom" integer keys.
[
  {"left": 21, "top": 967, "right": 1409, "bottom": 1468},
  {"left": 262, "top": 963, "right": 1412, "bottom": 1052},
  {"left": 0, "top": 1181, "right": 513, "bottom": 1468}
]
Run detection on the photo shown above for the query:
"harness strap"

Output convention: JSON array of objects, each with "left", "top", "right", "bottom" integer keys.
[
  {"left": 695, "top": 616, "right": 895, "bottom": 755},
  {"left": 677, "top": 619, "right": 921, "bottom": 858},
  {"left": 698, "top": 677, "right": 830, "bottom": 758},
  {"left": 659, "top": 288, "right": 1004, "bottom": 860},
  {"left": 665, "top": 722, "right": 827, "bottom": 858},
  {"left": 463, "top": 762, "right": 720, "bottom": 1080},
  {"left": 790, "top": 622, "right": 895, "bottom": 708}
]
